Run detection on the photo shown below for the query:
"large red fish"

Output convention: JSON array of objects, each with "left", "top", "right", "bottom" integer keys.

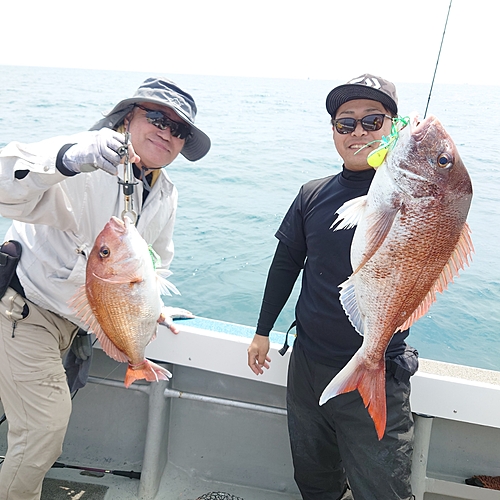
[
  {"left": 319, "top": 114, "right": 474, "bottom": 439},
  {"left": 70, "top": 216, "right": 180, "bottom": 388}
]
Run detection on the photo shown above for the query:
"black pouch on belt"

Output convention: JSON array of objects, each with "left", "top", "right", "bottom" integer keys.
[
  {"left": 386, "top": 345, "right": 419, "bottom": 384},
  {"left": 0, "top": 240, "right": 22, "bottom": 299}
]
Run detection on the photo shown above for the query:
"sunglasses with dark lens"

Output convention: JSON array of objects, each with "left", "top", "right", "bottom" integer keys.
[
  {"left": 332, "top": 114, "right": 393, "bottom": 134},
  {"left": 135, "top": 104, "right": 192, "bottom": 140}
]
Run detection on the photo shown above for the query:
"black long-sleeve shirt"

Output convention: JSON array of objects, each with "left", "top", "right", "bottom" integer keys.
[{"left": 256, "top": 167, "right": 408, "bottom": 368}]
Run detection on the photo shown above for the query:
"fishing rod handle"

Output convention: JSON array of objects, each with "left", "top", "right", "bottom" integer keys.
[{"left": 112, "top": 469, "right": 141, "bottom": 479}]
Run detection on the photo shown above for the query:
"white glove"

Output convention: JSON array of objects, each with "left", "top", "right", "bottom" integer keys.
[
  {"left": 62, "top": 128, "right": 127, "bottom": 175},
  {"left": 159, "top": 306, "right": 194, "bottom": 333}
]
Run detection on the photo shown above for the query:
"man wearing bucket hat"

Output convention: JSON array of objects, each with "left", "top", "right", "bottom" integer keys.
[
  {"left": 248, "top": 74, "right": 417, "bottom": 499},
  {"left": 0, "top": 77, "right": 210, "bottom": 500}
]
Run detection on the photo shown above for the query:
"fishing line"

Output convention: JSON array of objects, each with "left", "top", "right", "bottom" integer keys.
[{"left": 424, "top": 0, "right": 453, "bottom": 118}]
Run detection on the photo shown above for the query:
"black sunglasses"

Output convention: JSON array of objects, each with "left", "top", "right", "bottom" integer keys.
[
  {"left": 135, "top": 104, "right": 192, "bottom": 140},
  {"left": 332, "top": 113, "right": 393, "bottom": 134}
]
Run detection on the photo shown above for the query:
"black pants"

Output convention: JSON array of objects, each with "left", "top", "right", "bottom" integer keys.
[{"left": 287, "top": 342, "right": 414, "bottom": 500}]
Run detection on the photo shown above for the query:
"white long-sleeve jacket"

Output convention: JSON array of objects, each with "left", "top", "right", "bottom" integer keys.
[{"left": 0, "top": 132, "right": 178, "bottom": 327}]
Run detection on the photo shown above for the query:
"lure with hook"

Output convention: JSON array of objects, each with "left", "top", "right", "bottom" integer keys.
[{"left": 354, "top": 116, "right": 410, "bottom": 168}]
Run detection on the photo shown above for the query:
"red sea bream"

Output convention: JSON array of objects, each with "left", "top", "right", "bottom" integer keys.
[
  {"left": 70, "top": 216, "right": 179, "bottom": 388},
  {"left": 319, "top": 114, "right": 474, "bottom": 439}
]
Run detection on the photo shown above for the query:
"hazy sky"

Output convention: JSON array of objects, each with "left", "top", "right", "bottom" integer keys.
[{"left": 1, "top": 0, "right": 496, "bottom": 85}]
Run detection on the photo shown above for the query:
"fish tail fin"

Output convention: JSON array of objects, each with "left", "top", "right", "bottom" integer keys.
[
  {"left": 124, "top": 360, "right": 172, "bottom": 388},
  {"left": 319, "top": 354, "right": 387, "bottom": 440}
]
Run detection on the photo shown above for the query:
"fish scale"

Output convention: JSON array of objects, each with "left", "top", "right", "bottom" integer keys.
[{"left": 87, "top": 279, "right": 157, "bottom": 364}]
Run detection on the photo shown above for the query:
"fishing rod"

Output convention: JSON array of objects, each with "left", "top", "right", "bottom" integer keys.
[
  {"left": 0, "top": 456, "right": 141, "bottom": 479},
  {"left": 424, "top": 0, "right": 453, "bottom": 118},
  {"left": 51, "top": 460, "right": 141, "bottom": 479}
]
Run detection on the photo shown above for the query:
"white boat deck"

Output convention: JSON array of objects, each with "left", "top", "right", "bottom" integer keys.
[{"left": 1, "top": 317, "right": 499, "bottom": 499}]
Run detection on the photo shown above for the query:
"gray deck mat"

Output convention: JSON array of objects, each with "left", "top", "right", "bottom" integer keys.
[{"left": 41, "top": 478, "right": 108, "bottom": 500}]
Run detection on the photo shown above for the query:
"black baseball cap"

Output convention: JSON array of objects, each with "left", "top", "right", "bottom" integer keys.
[{"left": 326, "top": 74, "right": 398, "bottom": 118}]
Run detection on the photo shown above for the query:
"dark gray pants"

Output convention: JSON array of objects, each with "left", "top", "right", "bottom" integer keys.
[{"left": 287, "top": 342, "right": 414, "bottom": 500}]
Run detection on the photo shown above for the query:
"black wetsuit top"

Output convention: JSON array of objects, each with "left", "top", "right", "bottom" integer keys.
[{"left": 256, "top": 167, "right": 409, "bottom": 368}]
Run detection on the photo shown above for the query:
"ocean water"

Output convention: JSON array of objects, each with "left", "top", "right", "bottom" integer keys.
[{"left": 1, "top": 65, "right": 499, "bottom": 371}]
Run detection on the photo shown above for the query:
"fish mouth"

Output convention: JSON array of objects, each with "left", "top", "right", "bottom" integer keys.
[
  {"left": 411, "top": 114, "right": 438, "bottom": 142},
  {"left": 108, "top": 216, "right": 127, "bottom": 234}
]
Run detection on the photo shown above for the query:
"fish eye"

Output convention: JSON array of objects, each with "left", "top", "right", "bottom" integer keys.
[
  {"left": 99, "top": 246, "right": 111, "bottom": 258},
  {"left": 437, "top": 153, "right": 453, "bottom": 169}
]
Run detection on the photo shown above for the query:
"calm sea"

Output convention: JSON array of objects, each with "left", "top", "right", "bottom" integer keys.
[{"left": 1, "top": 65, "right": 499, "bottom": 371}]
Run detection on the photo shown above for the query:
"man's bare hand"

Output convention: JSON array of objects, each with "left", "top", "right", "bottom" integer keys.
[{"left": 247, "top": 334, "right": 271, "bottom": 375}]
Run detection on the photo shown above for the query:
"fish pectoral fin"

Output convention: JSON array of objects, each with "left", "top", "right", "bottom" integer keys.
[
  {"left": 397, "top": 222, "right": 474, "bottom": 332},
  {"left": 331, "top": 195, "right": 368, "bottom": 230},
  {"left": 156, "top": 269, "right": 181, "bottom": 296},
  {"left": 319, "top": 354, "right": 387, "bottom": 440},
  {"left": 339, "top": 276, "right": 365, "bottom": 336},
  {"left": 353, "top": 204, "right": 400, "bottom": 273}
]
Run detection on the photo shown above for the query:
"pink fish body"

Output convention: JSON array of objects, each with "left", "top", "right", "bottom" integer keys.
[
  {"left": 70, "top": 216, "right": 179, "bottom": 387},
  {"left": 319, "top": 115, "right": 474, "bottom": 439}
]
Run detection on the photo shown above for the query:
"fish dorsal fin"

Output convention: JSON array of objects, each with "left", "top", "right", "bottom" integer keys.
[
  {"left": 338, "top": 275, "right": 365, "bottom": 336},
  {"left": 353, "top": 203, "right": 400, "bottom": 273},
  {"left": 397, "top": 223, "right": 474, "bottom": 332},
  {"left": 331, "top": 195, "right": 368, "bottom": 230},
  {"left": 156, "top": 268, "right": 181, "bottom": 296},
  {"left": 68, "top": 284, "right": 129, "bottom": 363}
]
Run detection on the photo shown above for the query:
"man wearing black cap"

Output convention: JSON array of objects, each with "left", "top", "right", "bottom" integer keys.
[
  {"left": 0, "top": 77, "right": 210, "bottom": 500},
  {"left": 248, "top": 74, "right": 417, "bottom": 499}
]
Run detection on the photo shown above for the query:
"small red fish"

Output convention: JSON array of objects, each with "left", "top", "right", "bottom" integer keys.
[
  {"left": 319, "top": 114, "right": 474, "bottom": 439},
  {"left": 70, "top": 216, "right": 179, "bottom": 387}
]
